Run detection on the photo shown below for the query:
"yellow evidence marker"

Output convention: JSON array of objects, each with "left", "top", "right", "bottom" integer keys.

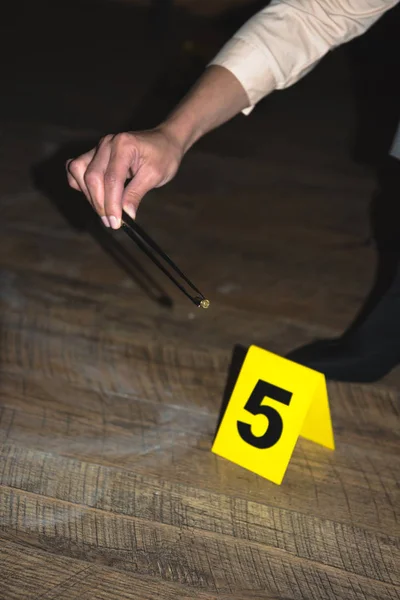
[{"left": 212, "top": 345, "right": 335, "bottom": 485}]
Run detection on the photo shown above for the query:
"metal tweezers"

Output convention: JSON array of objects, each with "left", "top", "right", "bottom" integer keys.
[{"left": 121, "top": 211, "right": 210, "bottom": 309}]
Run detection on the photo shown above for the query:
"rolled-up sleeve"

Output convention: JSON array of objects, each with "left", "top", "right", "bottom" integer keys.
[{"left": 209, "top": 0, "right": 399, "bottom": 113}]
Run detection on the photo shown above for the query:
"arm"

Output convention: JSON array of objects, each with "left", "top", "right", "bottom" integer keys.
[
  {"left": 210, "top": 0, "right": 399, "bottom": 112},
  {"left": 160, "top": 65, "right": 250, "bottom": 154},
  {"left": 67, "top": 66, "right": 249, "bottom": 228},
  {"left": 67, "top": 0, "right": 398, "bottom": 228}
]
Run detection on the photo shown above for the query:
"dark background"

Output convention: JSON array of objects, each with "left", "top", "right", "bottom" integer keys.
[{"left": 1, "top": 0, "right": 399, "bottom": 151}]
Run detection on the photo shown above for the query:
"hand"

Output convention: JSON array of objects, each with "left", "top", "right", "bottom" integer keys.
[{"left": 66, "top": 127, "right": 183, "bottom": 229}]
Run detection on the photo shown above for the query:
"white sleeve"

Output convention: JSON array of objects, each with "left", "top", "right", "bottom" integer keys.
[{"left": 209, "top": 0, "right": 399, "bottom": 113}]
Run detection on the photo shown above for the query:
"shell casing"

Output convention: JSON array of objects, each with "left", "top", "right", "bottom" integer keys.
[{"left": 200, "top": 299, "right": 210, "bottom": 309}]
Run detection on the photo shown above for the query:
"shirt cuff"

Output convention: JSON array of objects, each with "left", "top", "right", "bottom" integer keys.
[{"left": 208, "top": 36, "right": 277, "bottom": 115}]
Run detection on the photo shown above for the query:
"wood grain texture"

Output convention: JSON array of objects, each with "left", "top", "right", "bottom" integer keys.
[
  {"left": 2, "top": 539, "right": 283, "bottom": 600},
  {"left": 1, "top": 7, "right": 400, "bottom": 597}
]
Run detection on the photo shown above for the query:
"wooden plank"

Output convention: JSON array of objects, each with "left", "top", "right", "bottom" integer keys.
[
  {"left": 0, "top": 189, "right": 374, "bottom": 331},
  {"left": 1, "top": 442, "right": 399, "bottom": 585},
  {"left": 0, "top": 368, "right": 399, "bottom": 534},
  {"left": 1, "top": 320, "right": 399, "bottom": 456},
  {"left": 0, "top": 265, "right": 306, "bottom": 355},
  {"left": 1, "top": 487, "right": 399, "bottom": 599},
  {"left": 2, "top": 539, "right": 268, "bottom": 600}
]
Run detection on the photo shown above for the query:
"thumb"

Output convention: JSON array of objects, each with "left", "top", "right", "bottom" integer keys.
[{"left": 122, "top": 169, "right": 156, "bottom": 220}]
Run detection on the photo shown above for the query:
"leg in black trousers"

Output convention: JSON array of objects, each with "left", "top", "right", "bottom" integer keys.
[{"left": 286, "top": 5, "right": 400, "bottom": 383}]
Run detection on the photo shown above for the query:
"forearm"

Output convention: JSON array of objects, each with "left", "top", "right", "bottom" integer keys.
[
  {"left": 159, "top": 0, "right": 398, "bottom": 151},
  {"left": 160, "top": 65, "right": 250, "bottom": 154},
  {"left": 210, "top": 0, "right": 399, "bottom": 111}
]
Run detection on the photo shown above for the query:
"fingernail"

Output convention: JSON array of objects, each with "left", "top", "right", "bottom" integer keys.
[
  {"left": 101, "top": 216, "right": 110, "bottom": 228},
  {"left": 109, "top": 216, "right": 120, "bottom": 229},
  {"left": 125, "top": 203, "right": 136, "bottom": 220}
]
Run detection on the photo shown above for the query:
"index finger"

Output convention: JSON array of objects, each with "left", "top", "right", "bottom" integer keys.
[{"left": 103, "top": 136, "right": 135, "bottom": 229}]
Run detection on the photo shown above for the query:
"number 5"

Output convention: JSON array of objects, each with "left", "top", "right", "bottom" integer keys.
[{"left": 237, "top": 380, "right": 292, "bottom": 449}]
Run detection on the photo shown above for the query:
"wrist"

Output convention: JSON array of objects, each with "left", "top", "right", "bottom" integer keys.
[{"left": 159, "top": 112, "right": 202, "bottom": 156}]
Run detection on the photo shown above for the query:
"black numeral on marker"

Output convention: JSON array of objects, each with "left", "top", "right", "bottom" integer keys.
[{"left": 237, "top": 380, "right": 293, "bottom": 449}]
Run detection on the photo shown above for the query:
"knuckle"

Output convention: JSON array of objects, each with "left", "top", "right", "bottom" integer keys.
[
  {"left": 68, "top": 159, "right": 81, "bottom": 177},
  {"left": 147, "top": 165, "right": 163, "bottom": 184},
  {"left": 113, "top": 131, "right": 132, "bottom": 147},
  {"left": 124, "top": 187, "right": 141, "bottom": 202},
  {"left": 99, "top": 133, "right": 113, "bottom": 146},
  {"left": 104, "top": 170, "right": 118, "bottom": 186},
  {"left": 84, "top": 169, "right": 100, "bottom": 187}
]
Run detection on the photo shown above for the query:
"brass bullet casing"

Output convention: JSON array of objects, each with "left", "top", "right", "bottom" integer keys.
[{"left": 200, "top": 299, "right": 210, "bottom": 309}]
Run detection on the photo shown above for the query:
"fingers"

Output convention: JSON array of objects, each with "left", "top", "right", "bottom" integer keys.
[
  {"left": 66, "top": 130, "right": 176, "bottom": 229},
  {"left": 103, "top": 134, "right": 135, "bottom": 229},
  {"left": 122, "top": 169, "right": 156, "bottom": 220},
  {"left": 66, "top": 161, "right": 80, "bottom": 191},
  {"left": 83, "top": 138, "right": 112, "bottom": 225},
  {"left": 66, "top": 149, "right": 95, "bottom": 203}
]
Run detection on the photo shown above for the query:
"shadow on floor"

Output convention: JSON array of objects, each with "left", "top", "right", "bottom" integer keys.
[{"left": 32, "top": 141, "right": 173, "bottom": 307}]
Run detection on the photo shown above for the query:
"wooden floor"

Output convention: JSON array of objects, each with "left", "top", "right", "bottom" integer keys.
[{"left": 1, "top": 4, "right": 400, "bottom": 599}]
